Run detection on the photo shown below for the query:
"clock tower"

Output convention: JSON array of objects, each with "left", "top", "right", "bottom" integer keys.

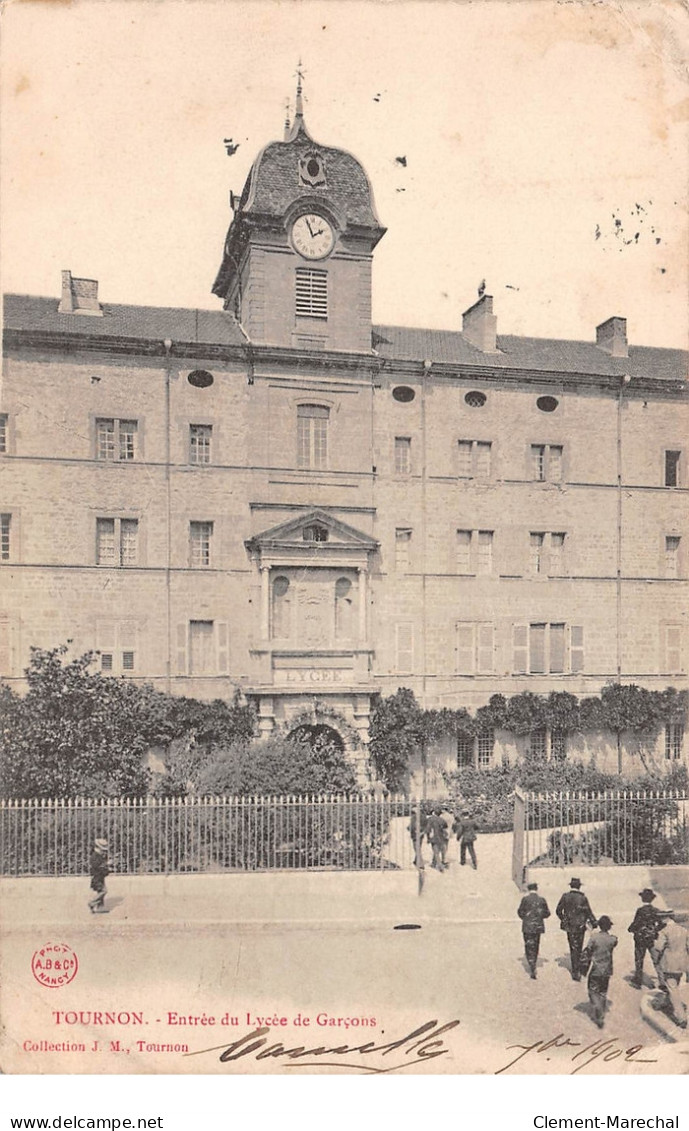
[{"left": 212, "top": 74, "right": 386, "bottom": 352}]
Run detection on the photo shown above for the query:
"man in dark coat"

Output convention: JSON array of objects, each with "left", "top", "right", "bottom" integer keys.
[
  {"left": 582, "top": 915, "right": 617, "bottom": 1029},
  {"left": 556, "top": 877, "right": 597, "bottom": 982},
  {"left": 628, "top": 888, "right": 662, "bottom": 988},
  {"left": 452, "top": 810, "right": 478, "bottom": 869},
  {"left": 518, "top": 881, "right": 551, "bottom": 979},
  {"left": 88, "top": 838, "right": 110, "bottom": 914},
  {"left": 425, "top": 806, "right": 449, "bottom": 871}
]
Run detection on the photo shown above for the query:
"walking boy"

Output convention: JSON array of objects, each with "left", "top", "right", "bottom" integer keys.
[
  {"left": 582, "top": 915, "right": 617, "bottom": 1029},
  {"left": 88, "top": 838, "right": 110, "bottom": 914}
]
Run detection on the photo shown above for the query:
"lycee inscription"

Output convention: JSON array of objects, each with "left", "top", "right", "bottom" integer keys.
[{"left": 279, "top": 669, "right": 348, "bottom": 684}]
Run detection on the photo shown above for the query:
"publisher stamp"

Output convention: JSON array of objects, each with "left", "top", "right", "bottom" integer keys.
[{"left": 31, "top": 943, "right": 79, "bottom": 989}]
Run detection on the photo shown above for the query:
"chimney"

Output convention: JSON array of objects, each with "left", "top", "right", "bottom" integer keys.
[
  {"left": 595, "top": 316, "right": 627, "bottom": 358},
  {"left": 58, "top": 270, "right": 103, "bottom": 316},
  {"left": 462, "top": 293, "right": 498, "bottom": 352}
]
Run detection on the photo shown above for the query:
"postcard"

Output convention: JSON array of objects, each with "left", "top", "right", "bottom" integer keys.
[{"left": 1, "top": 0, "right": 687, "bottom": 1080}]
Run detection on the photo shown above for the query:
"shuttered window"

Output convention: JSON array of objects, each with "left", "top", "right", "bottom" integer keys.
[
  {"left": 662, "top": 624, "right": 683, "bottom": 673},
  {"left": 395, "top": 623, "right": 413, "bottom": 674},
  {"left": 457, "top": 622, "right": 494, "bottom": 674},
  {"left": 96, "top": 619, "right": 138, "bottom": 674},
  {"left": 513, "top": 623, "right": 584, "bottom": 673},
  {"left": 296, "top": 269, "right": 328, "bottom": 318},
  {"left": 177, "top": 621, "right": 230, "bottom": 676}
]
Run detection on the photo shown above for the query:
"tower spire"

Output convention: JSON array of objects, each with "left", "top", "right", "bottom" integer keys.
[
  {"left": 284, "top": 97, "right": 291, "bottom": 141},
  {"left": 295, "top": 59, "right": 305, "bottom": 122}
]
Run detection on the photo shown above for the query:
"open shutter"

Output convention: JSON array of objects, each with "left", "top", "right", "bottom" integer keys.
[
  {"left": 96, "top": 619, "right": 116, "bottom": 671},
  {"left": 477, "top": 623, "right": 494, "bottom": 673},
  {"left": 0, "top": 613, "right": 12, "bottom": 676},
  {"left": 217, "top": 621, "right": 229, "bottom": 674},
  {"left": 456, "top": 623, "right": 475, "bottom": 674},
  {"left": 664, "top": 625, "right": 682, "bottom": 673},
  {"left": 570, "top": 625, "right": 585, "bottom": 673},
  {"left": 176, "top": 623, "right": 188, "bottom": 675},
  {"left": 120, "top": 620, "right": 137, "bottom": 672},
  {"left": 513, "top": 623, "right": 528, "bottom": 673},
  {"left": 396, "top": 623, "right": 413, "bottom": 674}
]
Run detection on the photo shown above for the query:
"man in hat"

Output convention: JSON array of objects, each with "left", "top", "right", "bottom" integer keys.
[
  {"left": 628, "top": 888, "right": 662, "bottom": 988},
  {"left": 88, "top": 838, "right": 110, "bottom": 914},
  {"left": 517, "top": 882, "right": 551, "bottom": 979},
  {"left": 556, "top": 878, "right": 597, "bottom": 981},
  {"left": 582, "top": 915, "right": 617, "bottom": 1029},
  {"left": 651, "top": 909, "right": 689, "bottom": 1028},
  {"left": 452, "top": 809, "right": 479, "bottom": 869},
  {"left": 425, "top": 806, "right": 449, "bottom": 871}
]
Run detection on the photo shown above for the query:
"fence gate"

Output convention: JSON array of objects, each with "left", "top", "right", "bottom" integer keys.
[{"left": 512, "top": 787, "right": 526, "bottom": 887}]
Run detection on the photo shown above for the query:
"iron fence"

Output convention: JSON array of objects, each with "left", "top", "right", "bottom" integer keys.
[
  {"left": 0, "top": 795, "right": 422, "bottom": 876},
  {"left": 517, "top": 788, "right": 689, "bottom": 874}
]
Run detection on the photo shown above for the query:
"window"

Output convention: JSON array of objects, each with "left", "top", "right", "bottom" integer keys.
[
  {"left": 303, "top": 523, "right": 328, "bottom": 542},
  {"left": 530, "top": 531, "right": 566, "bottom": 575},
  {"left": 335, "top": 577, "right": 354, "bottom": 640},
  {"left": 551, "top": 729, "right": 567, "bottom": 760},
  {"left": 531, "top": 444, "right": 563, "bottom": 482},
  {"left": 456, "top": 530, "right": 493, "bottom": 575},
  {"left": 395, "top": 622, "right": 413, "bottom": 673},
  {"left": 550, "top": 533, "right": 566, "bottom": 575},
  {"left": 0, "top": 415, "right": 7, "bottom": 453},
  {"left": 189, "top": 521, "right": 213, "bottom": 568},
  {"left": 665, "top": 723, "right": 684, "bottom": 761},
  {"left": 189, "top": 621, "right": 215, "bottom": 675},
  {"left": 661, "top": 624, "right": 683, "bottom": 673},
  {"left": 537, "top": 396, "right": 559, "bottom": 413},
  {"left": 0, "top": 612, "right": 13, "bottom": 675},
  {"left": 297, "top": 404, "right": 329, "bottom": 469},
  {"left": 96, "top": 620, "right": 137, "bottom": 675},
  {"left": 395, "top": 437, "right": 412, "bottom": 476},
  {"left": 457, "top": 735, "right": 473, "bottom": 768},
  {"left": 456, "top": 622, "right": 494, "bottom": 674},
  {"left": 477, "top": 730, "right": 495, "bottom": 769},
  {"left": 529, "top": 532, "right": 545, "bottom": 574},
  {"left": 96, "top": 418, "right": 138, "bottom": 461},
  {"left": 464, "top": 391, "right": 486, "bottom": 408},
  {"left": 395, "top": 528, "right": 412, "bottom": 572},
  {"left": 296, "top": 269, "right": 328, "bottom": 319},
  {"left": 457, "top": 732, "right": 494, "bottom": 768},
  {"left": 272, "top": 576, "right": 291, "bottom": 639},
  {"left": 665, "top": 536, "right": 681, "bottom": 578},
  {"left": 1, "top": 514, "right": 11, "bottom": 561},
  {"left": 665, "top": 450, "right": 681, "bottom": 487},
  {"left": 457, "top": 439, "right": 492, "bottom": 478},
  {"left": 513, "top": 622, "right": 583, "bottom": 674},
  {"left": 96, "top": 518, "right": 138, "bottom": 566},
  {"left": 189, "top": 424, "right": 212, "bottom": 465},
  {"left": 529, "top": 728, "right": 547, "bottom": 760}
]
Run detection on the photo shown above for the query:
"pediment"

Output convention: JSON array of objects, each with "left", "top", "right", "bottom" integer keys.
[{"left": 246, "top": 509, "right": 378, "bottom": 552}]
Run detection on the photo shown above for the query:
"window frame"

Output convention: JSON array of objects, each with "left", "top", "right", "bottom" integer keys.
[
  {"left": 664, "top": 448, "right": 683, "bottom": 488},
  {"left": 456, "top": 438, "right": 493, "bottom": 479},
  {"left": 665, "top": 723, "right": 684, "bottom": 761},
  {"left": 189, "top": 521, "right": 214, "bottom": 568},
  {"left": 96, "top": 516, "right": 140, "bottom": 567},
  {"left": 95, "top": 417, "right": 139, "bottom": 462},
  {"left": 297, "top": 403, "right": 329, "bottom": 470},
  {"left": 395, "top": 528, "right": 413, "bottom": 572},
  {"left": 513, "top": 622, "right": 583, "bottom": 674},
  {"left": 189, "top": 423, "right": 213, "bottom": 465},
  {"left": 394, "top": 436, "right": 412, "bottom": 476},
  {"left": 456, "top": 621, "right": 495, "bottom": 675}
]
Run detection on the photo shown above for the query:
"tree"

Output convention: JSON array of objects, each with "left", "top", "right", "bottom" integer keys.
[
  {"left": 195, "top": 732, "right": 358, "bottom": 796},
  {"left": 368, "top": 688, "right": 426, "bottom": 791}
]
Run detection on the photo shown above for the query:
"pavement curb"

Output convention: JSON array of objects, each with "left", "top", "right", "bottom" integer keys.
[{"left": 638, "top": 989, "right": 683, "bottom": 1042}]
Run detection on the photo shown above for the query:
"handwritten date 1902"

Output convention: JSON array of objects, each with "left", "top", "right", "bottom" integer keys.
[{"left": 496, "top": 1033, "right": 658, "bottom": 1076}]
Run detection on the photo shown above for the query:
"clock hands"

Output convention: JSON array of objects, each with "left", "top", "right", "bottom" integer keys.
[{"left": 305, "top": 216, "right": 325, "bottom": 240}]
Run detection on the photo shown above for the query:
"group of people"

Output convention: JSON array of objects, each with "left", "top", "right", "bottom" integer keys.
[
  {"left": 517, "top": 878, "right": 689, "bottom": 1030},
  {"left": 409, "top": 805, "right": 478, "bottom": 872}
]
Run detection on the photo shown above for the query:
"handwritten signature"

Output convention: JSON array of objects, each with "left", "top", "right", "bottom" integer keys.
[
  {"left": 495, "top": 1033, "right": 658, "bottom": 1075},
  {"left": 184, "top": 1020, "right": 460, "bottom": 1073}
]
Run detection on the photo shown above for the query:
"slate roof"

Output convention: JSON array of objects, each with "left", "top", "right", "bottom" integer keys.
[
  {"left": 373, "top": 325, "right": 687, "bottom": 382},
  {"left": 4, "top": 294, "right": 687, "bottom": 382},
  {"left": 2, "top": 294, "right": 247, "bottom": 348}
]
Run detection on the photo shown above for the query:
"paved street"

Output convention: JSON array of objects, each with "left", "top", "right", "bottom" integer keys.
[{"left": 2, "top": 833, "right": 687, "bottom": 1075}]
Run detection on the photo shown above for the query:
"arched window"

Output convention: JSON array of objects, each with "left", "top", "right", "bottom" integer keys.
[
  {"left": 298, "top": 404, "right": 329, "bottom": 469},
  {"left": 334, "top": 577, "right": 353, "bottom": 640},
  {"left": 272, "top": 575, "right": 291, "bottom": 639}
]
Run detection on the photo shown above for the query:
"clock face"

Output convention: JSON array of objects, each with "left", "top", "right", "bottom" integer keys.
[{"left": 291, "top": 213, "right": 335, "bottom": 260}]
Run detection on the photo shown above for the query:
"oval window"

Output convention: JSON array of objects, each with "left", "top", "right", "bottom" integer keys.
[
  {"left": 392, "top": 386, "right": 415, "bottom": 403},
  {"left": 465, "top": 390, "right": 486, "bottom": 408},
  {"left": 187, "top": 370, "right": 214, "bottom": 388},
  {"left": 537, "top": 395, "right": 559, "bottom": 413}
]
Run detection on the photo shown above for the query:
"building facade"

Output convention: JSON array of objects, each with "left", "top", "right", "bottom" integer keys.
[{"left": 1, "top": 94, "right": 687, "bottom": 778}]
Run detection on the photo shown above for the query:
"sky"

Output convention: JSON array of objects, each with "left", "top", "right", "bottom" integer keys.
[{"left": 1, "top": 0, "right": 688, "bottom": 348}]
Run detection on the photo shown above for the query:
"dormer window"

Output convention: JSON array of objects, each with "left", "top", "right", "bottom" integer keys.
[{"left": 303, "top": 523, "right": 328, "bottom": 542}]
